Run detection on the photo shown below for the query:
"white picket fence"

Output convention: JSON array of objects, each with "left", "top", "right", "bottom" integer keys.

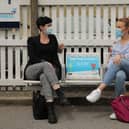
[{"left": 0, "top": 0, "right": 129, "bottom": 90}]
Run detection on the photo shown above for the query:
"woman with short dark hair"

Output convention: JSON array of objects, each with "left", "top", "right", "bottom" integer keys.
[{"left": 24, "top": 16, "right": 69, "bottom": 124}]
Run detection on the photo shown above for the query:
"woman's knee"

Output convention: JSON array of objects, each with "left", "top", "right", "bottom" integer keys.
[
  {"left": 25, "top": 68, "right": 36, "bottom": 80},
  {"left": 43, "top": 61, "right": 52, "bottom": 67},
  {"left": 40, "top": 73, "right": 46, "bottom": 81},
  {"left": 109, "top": 63, "right": 120, "bottom": 69},
  {"left": 42, "top": 61, "right": 54, "bottom": 70},
  {"left": 116, "top": 71, "right": 126, "bottom": 80},
  {"left": 120, "top": 58, "right": 129, "bottom": 66}
]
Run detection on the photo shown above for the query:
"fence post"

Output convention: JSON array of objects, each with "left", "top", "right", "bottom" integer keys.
[{"left": 30, "top": 0, "right": 38, "bottom": 36}]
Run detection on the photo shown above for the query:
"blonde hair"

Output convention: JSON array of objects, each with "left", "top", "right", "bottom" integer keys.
[{"left": 117, "top": 17, "right": 129, "bottom": 28}]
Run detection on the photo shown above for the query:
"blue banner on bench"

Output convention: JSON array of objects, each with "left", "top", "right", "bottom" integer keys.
[{"left": 66, "top": 53, "right": 100, "bottom": 80}]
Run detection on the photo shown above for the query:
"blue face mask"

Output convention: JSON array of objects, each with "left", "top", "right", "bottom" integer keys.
[
  {"left": 116, "top": 28, "right": 123, "bottom": 38},
  {"left": 43, "top": 27, "right": 53, "bottom": 35},
  {"left": 46, "top": 27, "right": 53, "bottom": 34}
]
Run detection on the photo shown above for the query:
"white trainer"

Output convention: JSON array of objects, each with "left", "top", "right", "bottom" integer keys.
[
  {"left": 86, "top": 88, "right": 101, "bottom": 103},
  {"left": 109, "top": 113, "right": 117, "bottom": 120}
]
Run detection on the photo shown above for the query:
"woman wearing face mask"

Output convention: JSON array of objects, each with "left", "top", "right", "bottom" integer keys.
[
  {"left": 86, "top": 17, "right": 129, "bottom": 119},
  {"left": 24, "top": 16, "right": 69, "bottom": 124}
]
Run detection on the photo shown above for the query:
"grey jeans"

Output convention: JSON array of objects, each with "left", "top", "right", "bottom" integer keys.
[{"left": 25, "top": 61, "right": 59, "bottom": 101}]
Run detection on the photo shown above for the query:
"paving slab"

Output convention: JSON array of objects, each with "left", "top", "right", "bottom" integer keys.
[{"left": 0, "top": 105, "right": 128, "bottom": 129}]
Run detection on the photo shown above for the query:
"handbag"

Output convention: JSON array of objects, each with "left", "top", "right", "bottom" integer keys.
[
  {"left": 111, "top": 95, "right": 129, "bottom": 123},
  {"left": 32, "top": 91, "right": 48, "bottom": 120}
]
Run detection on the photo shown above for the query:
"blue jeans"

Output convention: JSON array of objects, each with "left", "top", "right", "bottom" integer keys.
[{"left": 103, "top": 58, "right": 129, "bottom": 96}]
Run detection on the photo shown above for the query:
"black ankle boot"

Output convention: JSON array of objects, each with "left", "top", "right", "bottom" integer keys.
[
  {"left": 55, "top": 88, "right": 70, "bottom": 105},
  {"left": 47, "top": 102, "right": 57, "bottom": 124}
]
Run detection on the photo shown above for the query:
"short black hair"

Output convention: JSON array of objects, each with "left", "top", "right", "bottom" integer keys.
[{"left": 36, "top": 16, "right": 52, "bottom": 29}]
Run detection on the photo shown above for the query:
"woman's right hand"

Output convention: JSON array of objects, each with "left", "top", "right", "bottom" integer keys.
[{"left": 113, "top": 54, "right": 121, "bottom": 64}]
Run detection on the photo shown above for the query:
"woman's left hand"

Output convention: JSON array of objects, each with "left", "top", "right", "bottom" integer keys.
[{"left": 58, "top": 43, "right": 64, "bottom": 50}]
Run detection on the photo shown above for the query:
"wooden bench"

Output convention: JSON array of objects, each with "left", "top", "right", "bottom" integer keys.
[
  {"left": 0, "top": 0, "right": 129, "bottom": 91},
  {"left": 0, "top": 39, "right": 121, "bottom": 90}
]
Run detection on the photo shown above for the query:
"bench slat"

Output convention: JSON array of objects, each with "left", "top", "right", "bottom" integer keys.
[
  {"left": 103, "top": 6, "right": 109, "bottom": 40},
  {"left": 88, "top": 6, "right": 94, "bottom": 39},
  {"left": 8, "top": 47, "right": 13, "bottom": 79},
  {"left": 126, "top": 5, "right": 129, "bottom": 17},
  {"left": 0, "top": 47, "right": 6, "bottom": 80},
  {"left": 74, "top": 6, "right": 79, "bottom": 40},
  {"left": 96, "top": 6, "right": 101, "bottom": 39},
  {"left": 110, "top": 6, "right": 116, "bottom": 40},
  {"left": 15, "top": 47, "right": 21, "bottom": 79},
  {"left": 59, "top": 6, "right": 65, "bottom": 40},
  {"left": 81, "top": 6, "right": 87, "bottom": 39},
  {"left": 66, "top": 6, "right": 72, "bottom": 39},
  {"left": 51, "top": 6, "right": 57, "bottom": 35}
]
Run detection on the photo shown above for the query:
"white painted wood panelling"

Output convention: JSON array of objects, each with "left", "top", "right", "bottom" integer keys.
[
  {"left": 103, "top": 6, "right": 109, "bottom": 40},
  {"left": 44, "top": 6, "right": 50, "bottom": 17},
  {"left": 96, "top": 6, "right": 101, "bottom": 39},
  {"left": 0, "top": 1, "right": 129, "bottom": 86},
  {"left": 38, "top": 0, "right": 129, "bottom": 5},
  {"left": 118, "top": 6, "right": 124, "bottom": 18},
  {"left": 88, "top": 6, "right": 94, "bottom": 39},
  {"left": 126, "top": 5, "right": 129, "bottom": 17},
  {"left": 73, "top": 6, "right": 79, "bottom": 39},
  {"left": 81, "top": 6, "right": 87, "bottom": 39},
  {"left": 38, "top": 6, "right": 43, "bottom": 17},
  {"left": 59, "top": 6, "right": 65, "bottom": 40},
  {"left": 0, "top": 29, "right": 6, "bottom": 39},
  {"left": 15, "top": 47, "right": 21, "bottom": 79},
  {"left": 0, "top": 47, "right": 6, "bottom": 80},
  {"left": 51, "top": 6, "right": 57, "bottom": 35},
  {"left": 0, "top": 2, "right": 128, "bottom": 41},
  {"left": 66, "top": 6, "right": 72, "bottom": 40},
  {"left": 7, "top": 47, "right": 13, "bottom": 79},
  {"left": 20, "top": 6, "right": 29, "bottom": 39},
  {"left": 22, "top": 47, "right": 28, "bottom": 78},
  {"left": 110, "top": 6, "right": 116, "bottom": 40}
]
